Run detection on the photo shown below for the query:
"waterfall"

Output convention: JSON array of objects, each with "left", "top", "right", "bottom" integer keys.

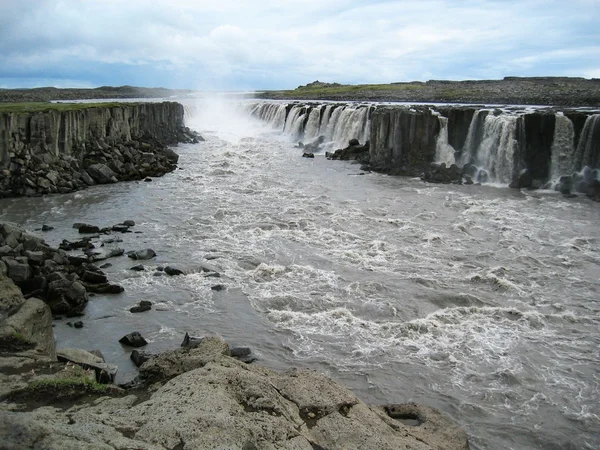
[
  {"left": 460, "top": 109, "right": 489, "bottom": 165},
  {"left": 574, "top": 114, "right": 600, "bottom": 171},
  {"left": 476, "top": 114, "right": 519, "bottom": 184},
  {"left": 283, "top": 106, "right": 305, "bottom": 139},
  {"left": 435, "top": 116, "right": 456, "bottom": 165},
  {"left": 249, "top": 101, "right": 371, "bottom": 150},
  {"left": 246, "top": 103, "right": 287, "bottom": 131},
  {"left": 550, "top": 113, "right": 575, "bottom": 179},
  {"left": 303, "top": 108, "right": 322, "bottom": 141}
]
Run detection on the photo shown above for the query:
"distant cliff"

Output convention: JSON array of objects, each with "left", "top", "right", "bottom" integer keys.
[
  {"left": 0, "top": 102, "right": 199, "bottom": 197},
  {"left": 258, "top": 77, "right": 600, "bottom": 107}
]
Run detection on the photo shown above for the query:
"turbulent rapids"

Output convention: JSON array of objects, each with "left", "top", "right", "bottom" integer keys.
[{"left": 1, "top": 97, "right": 599, "bottom": 450}]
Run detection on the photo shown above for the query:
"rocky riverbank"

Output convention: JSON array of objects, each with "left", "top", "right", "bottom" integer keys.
[
  {"left": 257, "top": 77, "right": 600, "bottom": 107},
  {"left": 0, "top": 221, "right": 471, "bottom": 449},
  {"left": 0, "top": 102, "right": 202, "bottom": 198}
]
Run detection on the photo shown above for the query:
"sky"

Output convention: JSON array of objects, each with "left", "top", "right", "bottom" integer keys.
[{"left": 0, "top": 0, "right": 599, "bottom": 90}]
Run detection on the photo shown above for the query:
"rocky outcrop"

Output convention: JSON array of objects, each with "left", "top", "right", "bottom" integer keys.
[
  {"left": 1, "top": 222, "right": 124, "bottom": 316},
  {"left": 0, "top": 335, "right": 470, "bottom": 450},
  {"left": 369, "top": 106, "right": 441, "bottom": 174},
  {"left": 0, "top": 102, "right": 201, "bottom": 198}
]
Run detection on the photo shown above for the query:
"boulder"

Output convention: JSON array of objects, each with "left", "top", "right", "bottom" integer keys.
[
  {"left": 0, "top": 287, "right": 56, "bottom": 360},
  {"left": 87, "top": 164, "right": 117, "bottom": 184},
  {"left": 164, "top": 266, "right": 184, "bottom": 276},
  {"left": 82, "top": 270, "right": 108, "bottom": 284},
  {"left": 4, "top": 259, "right": 32, "bottom": 283},
  {"left": 76, "top": 224, "right": 100, "bottom": 234},
  {"left": 140, "top": 335, "right": 230, "bottom": 382},
  {"left": 84, "top": 283, "right": 124, "bottom": 294},
  {"left": 56, "top": 348, "right": 118, "bottom": 383},
  {"left": 119, "top": 332, "right": 148, "bottom": 348},
  {"left": 130, "top": 349, "right": 154, "bottom": 367},
  {"left": 130, "top": 301, "right": 152, "bottom": 313},
  {"left": 128, "top": 249, "right": 157, "bottom": 260},
  {"left": 302, "top": 152, "right": 315, "bottom": 158}
]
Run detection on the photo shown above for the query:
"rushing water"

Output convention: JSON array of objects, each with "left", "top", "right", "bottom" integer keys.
[{"left": 1, "top": 98, "right": 600, "bottom": 450}]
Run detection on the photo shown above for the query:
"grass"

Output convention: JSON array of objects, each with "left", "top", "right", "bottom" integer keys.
[
  {"left": 0, "top": 101, "right": 140, "bottom": 114},
  {"left": 26, "top": 376, "right": 109, "bottom": 394}
]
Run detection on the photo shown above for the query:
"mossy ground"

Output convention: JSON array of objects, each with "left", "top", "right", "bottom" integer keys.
[{"left": 0, "top": 102, "right": 137, "bottom": 114}]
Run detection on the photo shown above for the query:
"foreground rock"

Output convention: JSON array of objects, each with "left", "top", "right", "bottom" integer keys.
[{"left": 0, "top": 335, "right": 470, "bottom": 450}]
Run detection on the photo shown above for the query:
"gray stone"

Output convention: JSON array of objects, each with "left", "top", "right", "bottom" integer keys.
[
  {"left": 56, "top": 348, "right": 118, "bottom": 383},
  {"left": 127, "top": 249, "right": 156, "bottom": 260},
  {"left": 5, "top": 259, "right": 32, "bottom": 283},
  {"left": 87, "top": 163, "right": 117, "bottom": 184},
  {"left": 140, "top": 335, "right": 230, "bottom": 382},
  {"left": 0, "top": 294, "right": 56, "bottom": 360}
]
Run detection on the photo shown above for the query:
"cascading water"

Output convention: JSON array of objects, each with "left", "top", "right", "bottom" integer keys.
[
  {"left": 460, "top": 110, "right": 489, "bottom": 166},
  {"left": 476, "top": 114, "right": 519, "bottom": 184},
  {"left": 435, "top": 116, "right": 456, "bottom": 165},
  {"left": 458, "top": 110, "right": 518, "bottom": 184},
  {"left": 247, "top": 101, "right": 371, "bottom": 150},
  {"left": 574, "top": 114, "right": 600, "bottom": 170},
  {"left": 550, "top": 113, "right": 576, "bottom": 179}
]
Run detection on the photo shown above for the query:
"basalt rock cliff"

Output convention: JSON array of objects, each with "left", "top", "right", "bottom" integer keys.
[{"left": 0, "top": 102, "right": 199, "bottom": 198}]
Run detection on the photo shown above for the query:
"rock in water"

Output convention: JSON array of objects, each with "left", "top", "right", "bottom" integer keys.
[
  {"left": 164, "top": 266, "right": 184, "bottom": 276},
  {"left": 127, "top": 249, "right": 157, "bottom": 260},
  {"left": 130, "top": 301, "right": 152, "bottom": 313},
  {"left": 119, "top": 332, "right": 148, "bottom": 347}
]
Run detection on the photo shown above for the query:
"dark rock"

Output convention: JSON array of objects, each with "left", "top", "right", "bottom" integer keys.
[
  {"left": 558, "top": 175, "right": 573, "bottom": 195},
  {"left": 130, "top": 349, "right": 153, "bottom": 367},
  {"left": 78, "top": 224, "right": 101, "bottom": 234},
  {"left": 119, "top": 332, "right": 148, "bottom": 348},
  {"left": 130, "top": 265, "right": 145, "bottom": 271},
  {"left": 181, "top": 332, "right": 203, "bottom": 348},
  {"left": 348, "top": 138, "right": 360, "bottom": 146},
  {"left": 230, "top": 347, "right": 252, "bottom": 358},
  {"left": 74, "top": 321, "right": 84, "bottom": 329},
  {"left": 85, "top": 283, "right": 124, "bottom": 294},
  {"left": 211, "top": 284, "right": 225, "bottom": 291},
  {"left": 99, "top": 263, "right": 112, "bottom": 269},
  {"left": 130, "top": 301, "right": 152, "bottom": 313},
  {"left": 41, "top": 225, "right": 54, "bottom": 232},
  {"left": 164, "top": 266, "right": 184, "bottom": 276},
  {"left": 82, "top": 270, "right": 108, "bottom": 284},
  {"left": 68, "top": 255, "right": 89, "bottom": 266},
  {"left": 144, "top": 177, "right": 152, "bottom": 182},
  {"left": 127, "top": 249, "right": 156, "bottom": 260},
  {"left": 87, "top": 163, "right": 117, "bottom": 184},
  {"left": 111, "top": 224, "right": 130, "bottom": 233},
  {"left": 510, "top": 169, "right": 533, "bottom": 189},
  {"left": 302, "top": 152, "right": 315, "bottom": 158},
  {"left": 122, "top": 220, "right": 135, "bottom": 227}
]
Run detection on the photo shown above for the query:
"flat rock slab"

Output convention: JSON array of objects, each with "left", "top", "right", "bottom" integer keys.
[{"left": 0, "top": 356, "right": 470, "bottom": 450}]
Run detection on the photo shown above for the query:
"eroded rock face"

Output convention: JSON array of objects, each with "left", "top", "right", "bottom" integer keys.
[
  {"left": 0, "top": 356, "right": 470, "bottom": 450},
  {"left": 0, "top": 102, "right": 192, "bottom": 198}
]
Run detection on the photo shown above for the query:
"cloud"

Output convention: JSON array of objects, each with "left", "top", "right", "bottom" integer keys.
[{"left": 0, "top": 0, "right": 598, "bottom": 89}]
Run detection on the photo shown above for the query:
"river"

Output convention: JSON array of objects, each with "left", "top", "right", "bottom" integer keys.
[{"left": 1, "top": 97, "right": 599, "bottom": 449}]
